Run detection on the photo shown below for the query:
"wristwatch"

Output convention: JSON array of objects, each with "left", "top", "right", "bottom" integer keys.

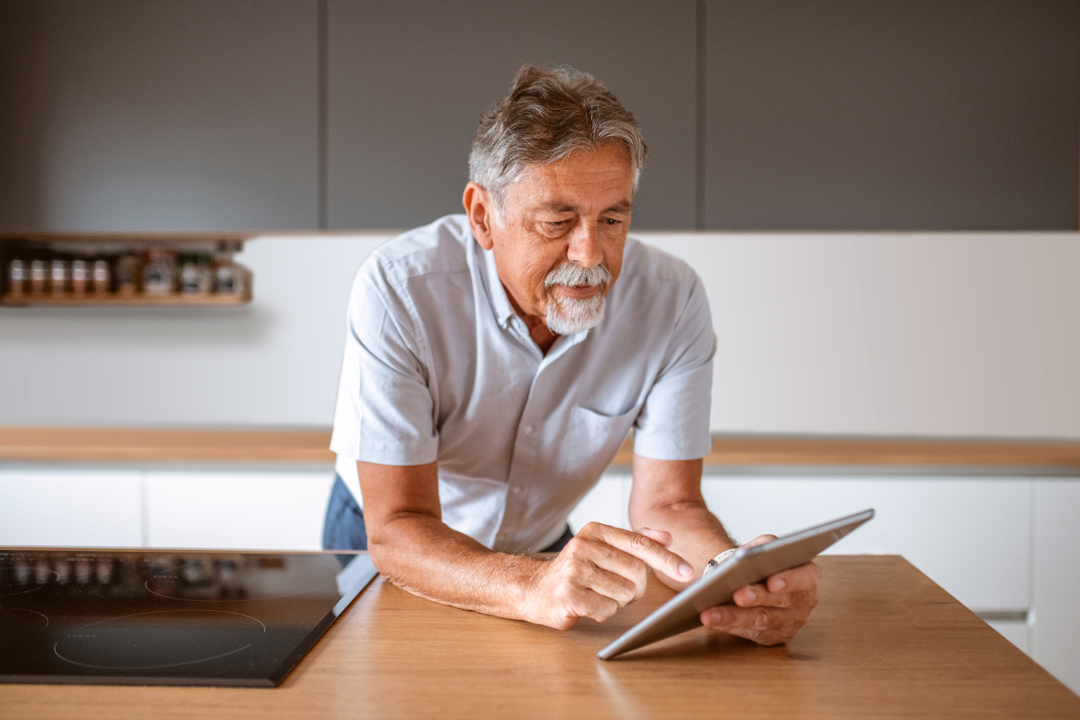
[{"left": 702, "top": 547, "right": 738, "bottom": 577}]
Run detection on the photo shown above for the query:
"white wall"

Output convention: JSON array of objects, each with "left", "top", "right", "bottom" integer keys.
[{"left": 2, "top": 230, "right": 1079, "bottom": 438}]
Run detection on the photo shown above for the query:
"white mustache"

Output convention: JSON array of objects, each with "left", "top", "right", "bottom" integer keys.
[{"left": 544, "top": 263, "right": 612, "bottom": 288}]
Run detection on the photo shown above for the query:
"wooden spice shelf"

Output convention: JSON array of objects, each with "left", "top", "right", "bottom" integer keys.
[{"left": 1, "top": 291, "right": 251, "bottom": 307}]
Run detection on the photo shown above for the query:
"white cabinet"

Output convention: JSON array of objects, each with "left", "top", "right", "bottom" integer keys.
[
  {"left": 1032, "top": 480, "right": 1080, "bottom": 695},
  {"left": 144, "top": 471, "right": 335, "bottom": 551},
  {"left": 0, "top": 468, "right": 142, "bottom": 547},
  {"left": 0, "top": 466, "right": 335, "bottom": 552},
  {"left": 568, "top": 474, "right": 629, "bottom": 533}
]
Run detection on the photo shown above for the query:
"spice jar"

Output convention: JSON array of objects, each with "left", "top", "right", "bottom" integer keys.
[
  {"left": 50, "top": 259, "right": 69, "bottom": 297},
  {"left": 214, "top": 256, "right": 249, "bottom": 296},
  {"left": 71, "top": 259, "right": 89, "bottom": 296},
  {"left": 179, "top": 253, "right": 212, "bottom": 296},
  {"left": 142, "top": 249, "right": 176, "bottom": 296},
  {"left": 92, "top": 259, "right": 111, "bottom": 296},
  {"left": 7, "top": 259, "right": 26, "bottom": 298},
  {"left": 30, "top": 259, "right": 47, "bottom": 295},
  {"left": 116, "top": 255, "right": 140, "bottom": 296}
]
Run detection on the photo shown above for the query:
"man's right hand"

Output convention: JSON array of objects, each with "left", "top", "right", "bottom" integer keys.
[{"left": 523, "top": 522, "right": 695, "bottom": 630}]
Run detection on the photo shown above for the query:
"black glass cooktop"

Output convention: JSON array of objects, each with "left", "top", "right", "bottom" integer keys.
[{"left": 0, "top": 548, "right": 377, "bottom": 687}]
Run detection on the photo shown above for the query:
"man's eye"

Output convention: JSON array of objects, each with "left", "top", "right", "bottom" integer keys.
[
  {"left": 603, "top": 217, "right": 621, "bottom": 226},
  {"left": 545, "top": 220, "right": 568, "bottom": 228}
]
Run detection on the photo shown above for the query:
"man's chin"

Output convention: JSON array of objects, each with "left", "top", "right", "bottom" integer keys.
[{"left": 545, "top": 294, "right": 606, "bottom": 335}]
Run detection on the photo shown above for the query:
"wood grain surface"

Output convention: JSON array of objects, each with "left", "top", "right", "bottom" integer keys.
[
  {"left": 1, "top": 556, "right": 1077, "bottom": 719},
  {"left": 0, "top": 427, "right": 334, "bottom": 462},
  {"left": 3, "top": 426, "right": 1080, "bottom": 469}
]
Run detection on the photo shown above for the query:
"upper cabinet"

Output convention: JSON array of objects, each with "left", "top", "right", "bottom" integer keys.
[
  {"left": 326, "top": 0, "right": 698, "bottom": 231},
  {"left": 704, "top": 0, "right": 1080, "bottom": 230},
  {"left": 1, "top": 1, "right": 1076, "bottom": 234},
  {"left": 0, "top": 0, "right": 319, "bottom": 233}
]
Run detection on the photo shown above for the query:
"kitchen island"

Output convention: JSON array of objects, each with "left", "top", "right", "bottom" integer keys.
[{"left": 2, "top": 555, "right": 1077, "bottom": 719}]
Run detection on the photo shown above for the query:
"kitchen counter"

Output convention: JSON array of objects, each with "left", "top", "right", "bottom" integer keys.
[
  {"left": 1, "top": 555, "right": 1077, "bottom": 719},
  {"left": 3, "top": 426, "right": 1080, "bottom": 471}
]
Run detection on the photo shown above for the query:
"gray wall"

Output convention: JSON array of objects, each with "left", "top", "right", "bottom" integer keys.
[{"left": 2, "top": 230, "right": 1078, "bottom": 439}]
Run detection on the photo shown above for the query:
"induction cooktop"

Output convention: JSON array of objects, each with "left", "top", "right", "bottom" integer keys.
[{"left": 0, "top": 548, "right": 377, "bottom": 687}]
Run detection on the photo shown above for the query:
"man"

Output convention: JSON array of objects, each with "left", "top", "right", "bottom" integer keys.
[{"left": 326, "top": 65, "right": 818, "bottom": 644}]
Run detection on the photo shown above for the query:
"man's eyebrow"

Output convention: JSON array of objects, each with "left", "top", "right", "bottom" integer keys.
[
  {"left": 534, "top": 199, "right": 634, "bottom": 213},
  {"left": 536, "top": 201, "right": 578, "bottom": 213}
]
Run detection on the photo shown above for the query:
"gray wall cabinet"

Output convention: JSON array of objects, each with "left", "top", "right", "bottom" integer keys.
[
  {"left": 0, "top": 0, "right": 319, "bottom": 233},
  {"left": 0, "top": 1, "right": 1076, "bottom": 233},
  {"left": 326, "top": 0, "right": 698, "bottom": 231},
  {"left": 704, "top": 0, "right": 1080, "bottom": 230}
]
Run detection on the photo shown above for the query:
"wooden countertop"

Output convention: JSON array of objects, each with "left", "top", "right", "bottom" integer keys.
[
  {"left": 2, "top": 426, "right": 1080, "bottom": 470},
  {"left": 0, "top": 427, "right": 335, "bottom": 463},
  {"left": 2, "top": 556, "right": 1077, "bottom": 719}
]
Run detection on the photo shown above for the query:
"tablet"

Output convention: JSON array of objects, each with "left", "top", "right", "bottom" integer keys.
[{"left": 596, "top": 508, "right": 875, "bottom": 660}]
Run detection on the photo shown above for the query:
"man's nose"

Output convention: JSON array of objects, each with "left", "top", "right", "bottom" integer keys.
[{"left": 566, "top": 221, "right": 603, "bottom": 268}]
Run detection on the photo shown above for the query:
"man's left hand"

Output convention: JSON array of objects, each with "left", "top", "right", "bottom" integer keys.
[{"left": 698, "top": 534, "right": 821, "bottom": 646}]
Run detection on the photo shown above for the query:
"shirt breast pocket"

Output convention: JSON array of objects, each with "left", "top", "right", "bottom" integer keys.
[{"left": 562, "top": 405, "right": 640, "bottom": 483}]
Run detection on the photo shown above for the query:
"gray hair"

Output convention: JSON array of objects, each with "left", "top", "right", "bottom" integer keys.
[{"left": 469, "top": 65, "right": 647, "bottom": 213}]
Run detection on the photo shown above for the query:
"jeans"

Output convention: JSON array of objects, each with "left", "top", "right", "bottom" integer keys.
[{"left": 322, "top": 474, "right": 575, "bottom": 552}]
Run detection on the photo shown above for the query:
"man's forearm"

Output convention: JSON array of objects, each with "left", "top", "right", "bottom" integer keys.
[
  {"left": 628, "top": 454, "right": 736, "bottom": 591},
  {"left": 629, "top": 501, "right": 735, "bottom": 590},
  {"left": 368, "top": 512, "right": 546, "bottom": 620}
]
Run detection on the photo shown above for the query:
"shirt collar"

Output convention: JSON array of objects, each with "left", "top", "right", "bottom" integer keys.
[{"left": 477, "top": 238, "right": 518, "bottom": 330}]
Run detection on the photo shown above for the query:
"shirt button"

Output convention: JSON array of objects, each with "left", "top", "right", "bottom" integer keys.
[
  {"left": 512, "top": 486, "right": 523, "bottom": 494},
  {"left": 523, "top": 425, "right": 534, "bottom": 435}
]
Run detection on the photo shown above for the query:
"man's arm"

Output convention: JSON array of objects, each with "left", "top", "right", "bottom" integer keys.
[
  {"left": 628, "top": 453, "right": 821, "bottom": 645},
  {"left": 358, "top": 460, "right": 696, "bottom": 630}
]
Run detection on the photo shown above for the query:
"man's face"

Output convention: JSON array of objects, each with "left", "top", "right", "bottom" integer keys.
[{"left": 483, "top": 143, "right": 634, "bottom": 335}]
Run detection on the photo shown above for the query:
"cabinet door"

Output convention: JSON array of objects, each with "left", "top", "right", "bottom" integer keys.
[
  {"left": 0, "top": 469, "right": 142, "bottom": 548},
  {"left": 704, "top": 0, "right": 1079, "bottom": 230},
  {"left": 0, "top": 0, "right": 318, "bottom": 232},
  {"left": 327, "top": 0, "right": 697, "bottom": 231},
  {"left": 568, "top": 473, "right": 630, "bottom": 533},
  {"left": 1033, "top": 480, "right": 1080, "bottom": 695},
  {"left": 144, "top": 471, "right": 335, "bottom": 551}
]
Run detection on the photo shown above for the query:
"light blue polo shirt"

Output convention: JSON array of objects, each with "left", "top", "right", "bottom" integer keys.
[{"left": 331, "top": 214, "right": 714, "bottom": 553}]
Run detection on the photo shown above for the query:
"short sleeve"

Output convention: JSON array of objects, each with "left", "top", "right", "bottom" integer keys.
[
  {"left": 631, "top": 272, "right": 715, "bottom": 460},
  {"left": 329, "top": 262, "right": 439, "bottom": 466}
]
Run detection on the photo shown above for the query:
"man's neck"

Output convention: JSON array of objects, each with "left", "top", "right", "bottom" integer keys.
[
  {"left": 502, "top": 282, "right": 559, "bottom": 355},
  {"left": 528, "top": 323, "right": 559, "bottom": 355}
]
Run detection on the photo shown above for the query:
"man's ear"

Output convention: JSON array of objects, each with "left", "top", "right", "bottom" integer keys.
[{"left": 463, "top": 182, "right": 496, "bottom": 251}]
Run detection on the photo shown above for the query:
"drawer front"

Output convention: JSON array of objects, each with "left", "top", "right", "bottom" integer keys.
[
  {"left": 0, "top": 469, "right": 142, "bottom": 547},
  {"left": 145, "top": 471, "right": 335, "bottom": 551}
]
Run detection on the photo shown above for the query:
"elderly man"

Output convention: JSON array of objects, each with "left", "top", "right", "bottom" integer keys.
[{"left": 325, "top": 65, "right": 819, "bottom": 644}]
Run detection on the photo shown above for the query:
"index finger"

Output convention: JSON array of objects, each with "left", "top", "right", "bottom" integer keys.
[{"left": 581, "top": 523, "right": 694, "bottom": 582}]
